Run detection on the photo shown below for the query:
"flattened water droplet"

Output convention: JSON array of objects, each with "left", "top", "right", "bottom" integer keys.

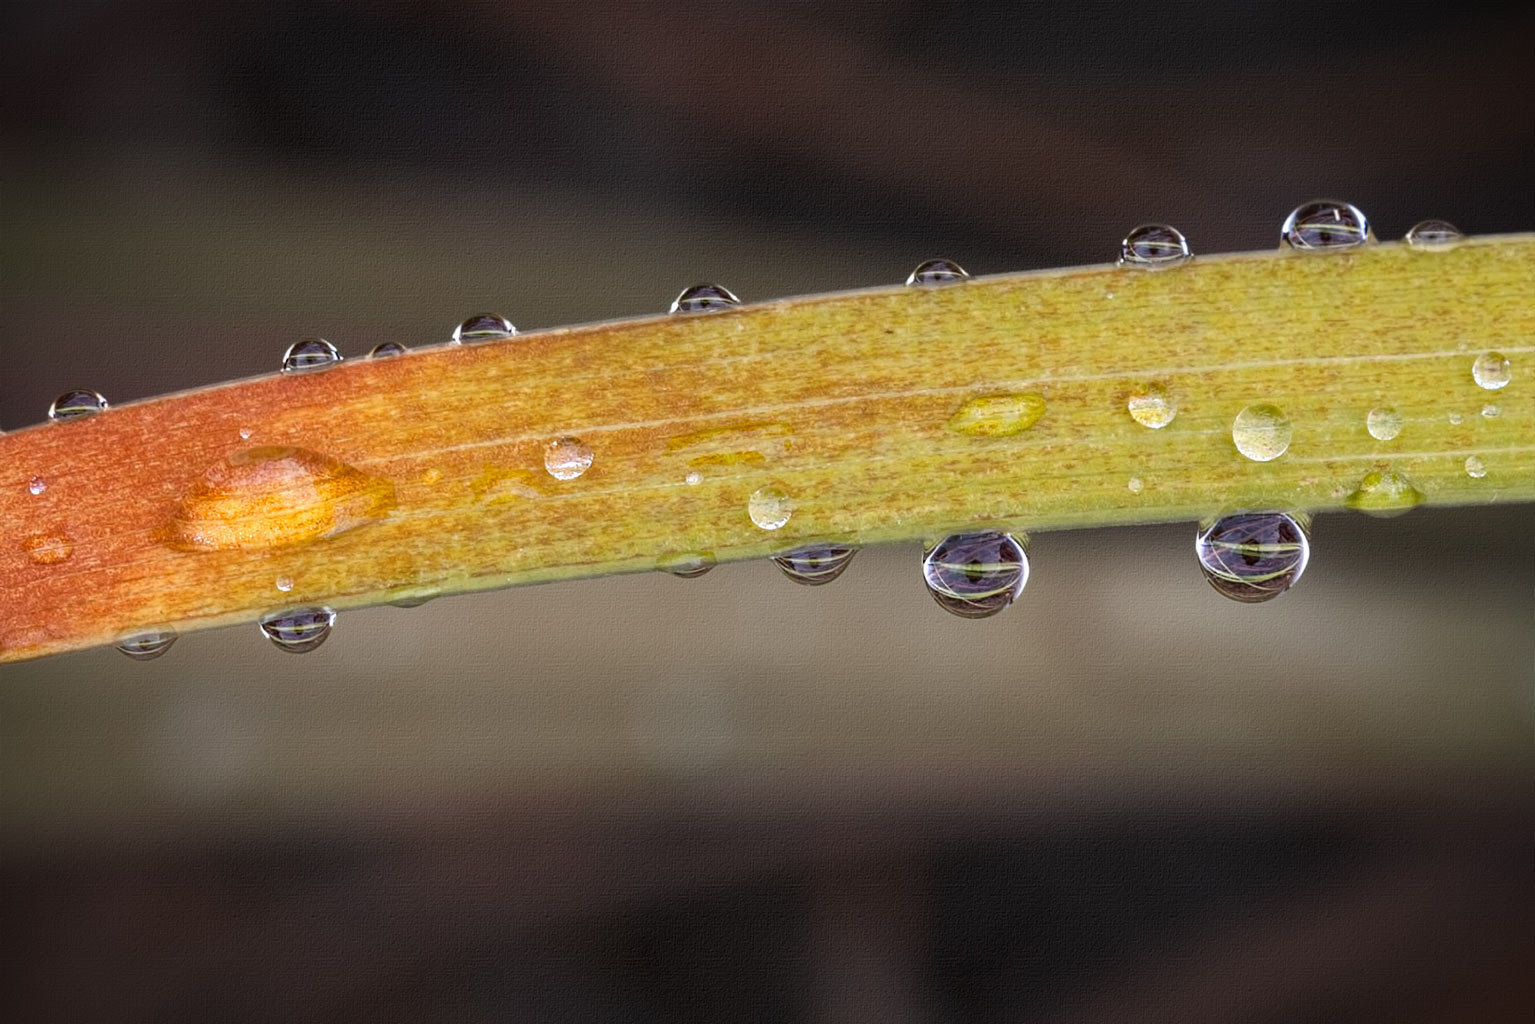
[
  {"left": 1195, "top": 512, "right": 1310, "bottom": 603},
  {"left": 1366, "top": 407, "right": 1403, "bottom": 441},
  {"left": 452, "top": 314, "right": 516, "bottom": 344},
  {"left": 1117, "top": 224, "right": 1191, "bottom": 268},
  {"left": 1464, "top": 455, "right": 1487, "bottom": 479},
  {"left": 1127, "top": 476, "right": 1144, "bottom": 494},
  {"left": 1280, "top": 200, "right": 1372, "bottom": 250},
  {"left": 905, "top": 259, "right": 968, "bottom": 286},
  {"left": 116, "top": 630, "right": 178, "bottom": 661},
  {"left": 922, "top": 532, "right": 1029, "bottom": 619},
  {"left": 28, "top": 476, "right": 46, "bottom": 495},
  {"left": 544, "top": 437, "right": 593, "bottom": 480},
  {"left": 659, "top": 553, "right": 716, "bottom": 578},
  {"left": 259, "top": 607, "right": 335, "bottom": 653},
  {"left": 281, "top": 337, "right": 341, "bottom": 373},
  {"left": 24, "top": 531, "right": 75, "bottom": 564},
  {"left": 948, "top": 393, "right": 1047, "bottom": 437},
  {"left": 1471, "top": 352, "right": 1511, "bottom": 390},
  {"left": 1482, "top": 403, "right": 1500, "bottom": 419},
  {"left": 164, "top": 446, "right": 396, "bottom": 551},
  {"left": 1345, "top": 470, "right": 1424, "bottom": 517},
  {"left": 1127, "top": 384, "right": 1177, "bottom": 429},
  {"left": 772, "top": 545, "right": 857, "bottom": 586},
  {"left": 670, "top": 284, "right": 740, "bottom": 314},
  {"left": 369, "top": 341, "right": 407, "bottom": 358},
  {"left": 48, "top": 390, "right": 108, "bottom": 421},
  {"left": 1231, "top": 404, "right": 1292, "bottom": 461},
  {"left": 1404, "top": 219, "right": 1464, "bottom": 249},
  {"left": 748, "top": 486, "right": 794, "bottom": 531}
]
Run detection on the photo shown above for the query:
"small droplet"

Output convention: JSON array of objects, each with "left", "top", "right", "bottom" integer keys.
[
  {"left": 1366, "top": 407, "right": 1403, "bottom": 441},
  {"left": 660, "top": 553, "right": 716, "bottom": 579},
  {"left": 670, "top": 284, "right": 740, "bottom": 314},
  {"left": 1127, "top": 383, "right": 1177, "bottom": 429},
  {"left": 922, "top": 531, "right": 1029, "bottom": 619},
  {"left": 24, "top": 531, "right": 75, "bottom": 564},
  {"left": 275, "top": 576, "right": 294, "bottom": 592},
  {"left": 1195, "top": 512, "right": 1310, "bottom": 603},
  {"left": 748, "top": 486, "right": 794, "bottom": 531},
  {"left": 1280, "top": 200, "right": 1372, "bottom": 250},
  {"left": 772, "top": 545, "right": 857, "bottom": 586},
  {"left": 948, "top": 393, "right": 1047, "bottom": 437},
  {"left": 281, "top": 337, "right": 341, "bottom": 373},
  {"left": 48, "top": 390, "right": 108, "bottom": 421},
  {"left": 1404, "top": 219, "right": 1464, "bottom": 249},
  {"left": 1345, "top": 470, "right": 1424, "bottom": 517},
  {"left": 452, "top": 314, "right": 516, "bottom": 344},
  {"left": 544, "top": 437, "right": 594, "bottom": 480},
  {"left": 1117, "top": 224, "right": 1191, "bottom": 268},
  {"left": 259, "top": 607, "right": 336, "bottom": 653},
  {"left": 1127, "top": 476, "right": 1144, "bottom": 494},
  {"left": 28, "top": 476, "right": 46, "bottom": 495},
  {"left": 1231, "top": 404, "right": 1292, "bottom": 462},
  {"left": 1464, "top": 455, "right": 1487, "bottom": 479},
  {"left": 1482, "top": 403, "right": 1500, "bottom": 419},
  {"left": 238, "top": 427, "right": 253, "bottom": 440},
  {"left": 116, "top": 630, "right": 178, "bottom": 661},
  {"left": 1471, "top": 352, "right": 1511, "bottom": 390},
  {"left": 369, "top": 341, "right": 408, "bottom": 358},
  {"left": 905, "top": 259, "right": 969, "bottom": 286},
  {"left": 1447, "top": 411, "right": 1464, "bottom": 425},
  {"left": 389, "top": 592, "right": 438, "bottom": 608},
  {"left": 684, "top": 471, "right": 703, "bottom": 486}
]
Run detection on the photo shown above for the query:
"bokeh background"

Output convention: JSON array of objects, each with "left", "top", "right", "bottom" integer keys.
[{"left": 4, "top": 2, "right": 1534, "bottom": 1020}]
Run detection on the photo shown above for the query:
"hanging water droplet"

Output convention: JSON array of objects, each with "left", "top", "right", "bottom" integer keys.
[
  {"left": 772, "top": 545, "right": 857, "bottom": 586},
  {"left": 281, "top": 337, "right": 341, "bottom": 373},
  {"left": 1280, "top": 200, "right": 1372, "bottom": 250},
  {"left": 1195, "top": 512, "right": 1310, "bottom": 603},
  {"left": 259, "top": 607, "right": 336, "bottom": 653},
  {"left": 1117, "top": 225, "right": 1191, "bottom": 268},
  {"left": 1231, "top": 404, "right": 1292, "bottom": 461},
  {"left": 669, "top": 284, "right": 740, "bottom": 314},
  {"left": 116, "top": 630, "right": 178, "bottom": 661},
  {"left": 905, "top": 259, "right": 969, "bottom": 286},
  {"left": 1404, "top": 219, "right": 1464, "bottom": 249},
  {"left": 748, "top": 486, "right": 794, "bottom": 531},
  {"left": 452, "top": 314, "right": 516, "bottom": 344},
  {"left": 1464, "top": 455, "right": 1487, "bottom": 479},
  {"left": 659, "top": 552, "right": 716, "bottom": 578},
  {"left": 1366, "top": 407, "right": 1403, "bottom": 441},
  {"left": 1482, "top": 403, "right": 1500, "bottom": 419},
  {"left": 922, "top": 531, "right": 1029, "bottom": 619},
  {"left": 48, "top": 390, "right": 108, "bottom": 421},
  {"left": 1471, "top": 352, "right": 1511, "bottom": 390},
  {"left": 544, "top": 437, "right": 594, "bottom": 480},
  {"left": 948, "top": 393, "right": 1047, "bottom": 437},
  {"left": 1345, "top": 470, "right": 1423, "bottom": 517},
  {"left": 1127, "top": 383, "right": 1177, "bottom": 429},
  {"left": 23, "top": 531, "right": 75, "bottom": 564},
  {"left": 28, "top": 476, "right": 46, "bottom": 495},
  {"left": 369, "top": 341, "right": 408, "bottom": 358},
  {"left": 1127, "top": 476, "right": 1145, "bottom": 494}
]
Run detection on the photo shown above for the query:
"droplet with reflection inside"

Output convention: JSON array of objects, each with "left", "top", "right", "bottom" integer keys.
[
  {"left": 772, "top": 545, "right": 857, "bottom": 586},
  {"left": 670, "top": 284, "right": 740, "bottom": 314},
  {"left": 259, "top": 607, "right": 336, "bottom": 653},
  {"left": 1404, "top": 219, "right": 1464, "bottom": 249},
  {"left": 452, "top": 314, "right": 516, "bottom": 344},
  {"left": 116, "top": 630, "right": 178, "bottom": 661},
  {"left": 281, "top": 337, "right": 341, "bottom": 373},
  {"left": 660, "top": 553, "right": 716, "bottom": 579},
  {"left": 921, "top": 531, "right": 1029, "bottom": 619},
  {"left": 1118, "top": 224, "right": 1191, "bottom": 268},
  {"left": 905, "top": 259, "right": 969, "bottom": 286},
  {"left": 544, "top": 437, "right": 593, "bottom": 480},
  {"left": 369, "top": 341, "right": 408, "bottom": 358},
  {"left": 1195, "top": 512, "right": 1310, "bottom": 603},
  {"left": 48, "top": 390, "right": 108, "bottom": 421},
  {"left": 1471, "top": 352, "right": 1511, "bottom": 390},
  {"left": 1280, "top": 200, "right": 1371, "bottom": 250}
]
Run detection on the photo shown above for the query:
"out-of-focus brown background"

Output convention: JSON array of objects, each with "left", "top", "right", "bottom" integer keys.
[{"left": 3, "top": 2, "right": 1534, "bottom": 1021}]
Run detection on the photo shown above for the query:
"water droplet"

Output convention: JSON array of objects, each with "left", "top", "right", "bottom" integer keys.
[
  {"left": 1126, "top": 383, "right": 1177, "bottom": 429},
  {"left": 275, "top": 576, "right": 293, "bottom": 592},
  {"left": 452, "top": 314, "right": 516, "bottom": 344},
  {"left": 281, "top": 337, "right": 341, "bottom": 373},
  {"left": 1471, "top": 352, "right": 1511, "bottom": 390},
  {"left": 1447, "top": 411, "right": 1463, "bottom": 425},
  {"left": 772, "top": 545, "right": 857, "bottom": 586},
  {"left": 1464, "top": 455, "right": 1487, "bottom": 479},
  {"left": 163, "top": 446, "right": 396, "bottom": 551},
  {"left": 905, "top": 259, "right": 969, "bottom": 286},
  {"left": 369, "top": 341, "right": 408, "bottom": 358},
  {"left": 259, "top": 607, "right": 335, "bottom": 653},
  {"left": 684, "top": 471, "right": 703, "bottom": 486},
  {"left": 1482, "top": 403, "right": 1500, "bottom": 419},
  {"left": 748, "top": 486, "right": 794, "bottom": 531},
  {"left": 238, "top": 427, "right": 253, "bottom": 440},
  {"left": 1231, "top": 404, "right": 1292, "bottom": 462},
  {"left": 922, "top": 531, "right": 1029, "bottom": 619},
  {"left": 1366, "top": 407, "right": 1403, "bottom": 441},
  {"left": 659, "top": 553, "right": 716, "bottom": 578},
  {"left": 1404, "top": 219, "right": 1464, "bottom": 249},
  {"left": 1280, "top": 200, "right": 1372, "bottom": 250},
  {"left": 544, "top": 437, "right": 593, "bottom": 480},
  {"left": 48, "top": 390, "right": 108, "bottom": 421},
  {"left": 948, "top": 393, "right": 1047, "bottom": 437},
  {"left": 28, "top": 476, "right": 46, "bottom": 495},
  {"left": 1195, "top": 512, "right": 1310, "bottom": 603},
  {"left": 670, "top": 284, "right": 740, "bottom": 314},
  {"left": 24, "top": 531, "right": 75, "bottom": 564},
  {"left": 116, "top": 630, "right": 178, "bottom": 661},
  {"left": 1345, "top": 470, "right": 1424, "bottom": 517},
  {"left": 389, "top": 593, "right": 437, "bottom": 608},
  {"left": 1117, "top": 224, "right": 1191, "bottom": 268},
  {"left": 1127, "top": 476, "right": 1144, "bottom": 494}
]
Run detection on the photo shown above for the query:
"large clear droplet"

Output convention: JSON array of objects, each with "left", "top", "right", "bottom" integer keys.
[
  {"left": 921, "top": 531, "right": 1029, "bottom": 619},
  {"left": 369, "top": 341, "right": 408, "bottom": 358},
  {"left": 544, "top": 437, "right": 594, "bottom": 480},
  {"left": 1280, "top": 200, "right": 1372, "bottom": 250},
  {"left": 1464, "top": 455, "right": 1487, "bottom": 479},
  {"left": 748, "top": 486, "right": 794, "bottom": 530},
  {"left": 905, "top": 259, "right": 969, "bottom": 286},
  {"left": 1471, "top": 352, "right": 1511, "bottom": 390},
  {"left": 281, "top": 337, "right": 342, "bottom": 373},
  {"left": 259, "top": 606, "right": 336, "bottom": 653},
  {"left": 772, "top": 545, "right": 858, "bottom": 586},
  {"left": 116, "top": 630, "right": 178, "bottom": 661},
  {"left": 670, "top": 284, "right": 740, "bottom": 314},
  {"left": 1404, "top": 219, "right": 1464, "bottom": 249},
  {"left": 1117, "top": 225, "right": 1191, "bottom": 268},
  {"left": 452, "top": 314, "right": 516, "bottom": 344},
  {"left": 1231, "top": 404, "right": 1292, "bottom": 461},
  {"left": 1195, "top": 512, "right": 1310, "bottom": 603},
  {"left": 1366, "top": 407, "right": 1403, "bottom": 441},
  {"left": 1127, "top": 383, "right": 1178, "bottom": 429},
  {"left": 48, "top": 390, "right": 108, "bottom": 421}
]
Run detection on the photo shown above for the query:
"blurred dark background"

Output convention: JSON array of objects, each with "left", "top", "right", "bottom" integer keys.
[{"left": 3, "top": 2, "right": 1534, "bottom": 1021}]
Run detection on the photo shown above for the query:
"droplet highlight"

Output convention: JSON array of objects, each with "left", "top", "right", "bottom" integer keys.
[
  {"left": 116, "top": 630, "right": 178, "bottom": 661},
  {"left": 1195, "top": 512, "right": 1310, "bottom": 604},
  {"left": 1404, "top": 219, "right": 1464, "bottom": 249},
  {"left": 1366, "top": 407, "right": 1403, "bottom": 441},
  {"left": 1345, "top": 470, "right": 1424, "bottom": 517},
  {"left": 772, "top": 545, "right": 857, "bottom": 586},
  {"left": 948, "top": 393, "right": 1047, "bottom": 437},
  {"left": 369, "top": 341, "right": 408, "bottom": 358},
  {"left": 1471, "top": 352, "right": 1511, "bottom": 390},
  {"left": 1117, "top": 224, "right": 1191, "bottom": 268},
  {"left": 28, "top": 477, "right": 46, "bottom": 495},
  {"left": 670, "top": 284, "right": 740, "bottom": 314},
  {"left": 1464, "top": 455, "right": 1487, "bottom": 479},
  {"left": 544, "top": 437, "right": 594, "bottom": 480},
  {"left": 905, "top": 259, "right": 969, "bottom": 286},
  {"left": 1231, "top": 404, "right": 1292, "bottom": 462},
  {"left": 1127, "top": 384, "right": 1177, "bottom": 429},
  {"left": 48, "top": 390, "right": 108, "bottom": 421},
  {"left": 748, "top": 486, "right": 794, "bottom": 531},
  {"left": 1280, "top": 200, "right": 1371, "bottom": 250},
  {"left": 922, "top": 532, "right": 1029, "bottom": 619},
  {"left": 259, "top": 607, "right": 336, "bottom": 654},
  {"left": 452, "top": 314, "right": 516, "bottom": 344},
  {"left": 24, "top": 531, "right": 75, "bottom": 565}
]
